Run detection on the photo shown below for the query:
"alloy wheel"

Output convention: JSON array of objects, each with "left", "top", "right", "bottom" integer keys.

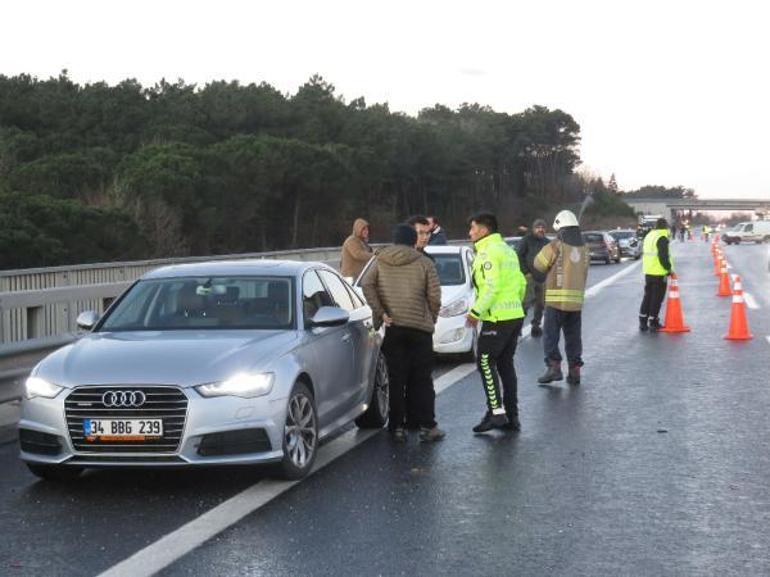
[{"left": 284, "top": 392, "right": 317, "bottom": 469}]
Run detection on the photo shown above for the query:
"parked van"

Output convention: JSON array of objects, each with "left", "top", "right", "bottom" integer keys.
[{"left": 722, "top": 221, "right": 770, "bottom": 244}]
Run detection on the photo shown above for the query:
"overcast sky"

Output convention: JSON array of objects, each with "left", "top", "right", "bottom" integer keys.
[{"left": 2, "top": 0, "right": 769, "bottom": 199}]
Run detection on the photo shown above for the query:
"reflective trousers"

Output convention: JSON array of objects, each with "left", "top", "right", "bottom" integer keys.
[{"left": 476, "top": 318, "right": 523, "bottom": 418}]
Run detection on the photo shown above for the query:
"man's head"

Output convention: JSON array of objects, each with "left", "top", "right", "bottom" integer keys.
[
  {"left": 532, "top": 219, "right": 547, "bottom": 238},
  {"left": 656, "top": 218, "right": 669, "bottom": 230},
  {"left": 468, "top": 212, "right": 498, "bottom": 243},
  {"left": 552, "top": 210, "right": 578, "bottom": 232},
  {"left": 392, "top": 223, "right": 418, "bottom": 247},
  {"left": 407, "top": 215, "right": 432, "bottom": 249},
  {"left": 427, "top": 216, "right": 439, "bottom": 232},
  {"left": 353, "top": 218, "right": 370, "bottom": 242}
]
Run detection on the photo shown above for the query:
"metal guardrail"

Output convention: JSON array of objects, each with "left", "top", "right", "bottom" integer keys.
[{"left": 0, "top": 240, "right": 470, "bottom": 404}]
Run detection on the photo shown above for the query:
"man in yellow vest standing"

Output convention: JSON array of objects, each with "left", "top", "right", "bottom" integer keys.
[
  {"left": 466, "top": 212, "right": 527, "bottom": 433},
  {"left": 639, "top": 218, "right": 673, "bottom": 332}
]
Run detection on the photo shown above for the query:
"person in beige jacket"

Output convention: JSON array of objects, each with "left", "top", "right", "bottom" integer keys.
[
  {"left": 340, "top": 218, "right": 372, "bottom": 279},
  {"left": 361, "top": 224, "right": 444, "bottom": 443}
]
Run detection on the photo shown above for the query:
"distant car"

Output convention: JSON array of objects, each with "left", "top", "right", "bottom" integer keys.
[
  {"left": 504, "top": 236, "right": 523, "bottom": 250},
  {"left": 354, "top": 245, "right": 478, "bottom": 359},
  {"left": 19, "top": 260, "right": 388, "bottom": 482},
  {"left": 722, "top": 221, "right": 770, "bottom": 244},
  {"left": 582, "top": 231, "right": 621, "bottom": 264},
  {"left": 608, "top": 229, "right": 641, "bottom": 259}
]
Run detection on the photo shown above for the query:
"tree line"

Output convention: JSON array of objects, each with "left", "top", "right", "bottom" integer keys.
[{"left": 0, "top": 71, "right": 635, "bottom": 270}]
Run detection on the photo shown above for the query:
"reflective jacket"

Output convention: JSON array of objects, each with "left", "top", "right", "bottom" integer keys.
[
  {"left": 533, "top": 228, "right": 590, "bottom": 312},
  {"left": 643, "top": 229, "right": 673, "bottom": 276},
  {"left": 469, "top": 233, "right": 526, "bottom": 322}
]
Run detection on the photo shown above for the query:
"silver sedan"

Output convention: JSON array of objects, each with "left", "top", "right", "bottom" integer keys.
[{"left": 19, "top": 260, "right": 388, "bottom": 481}]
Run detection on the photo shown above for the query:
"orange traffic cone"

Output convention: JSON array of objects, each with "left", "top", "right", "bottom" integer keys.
[
  {"left": 713, "top": 253, "right": 722, "bottom": 276},
  {"left": 717, "top": 263, "right": 732, "bottom": 296},
  {"left": 660, "top": 274, "right": 690, "bottom": 333},
  {"left": 724, "top": 276, "right": 753, "bottom": 340}
]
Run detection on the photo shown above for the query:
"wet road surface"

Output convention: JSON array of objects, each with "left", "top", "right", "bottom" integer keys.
[{"left": 2, "top": 240, "right": 770, "bottom": 577}]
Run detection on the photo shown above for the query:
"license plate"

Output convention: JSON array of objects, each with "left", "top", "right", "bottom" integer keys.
[{"left": 83, "top": 418, "right": 163, "bottom": 441}]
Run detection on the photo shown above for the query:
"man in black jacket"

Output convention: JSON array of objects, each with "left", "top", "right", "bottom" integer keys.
[{"left": 516, "top": 219, "right": 550, "bottom": 337}]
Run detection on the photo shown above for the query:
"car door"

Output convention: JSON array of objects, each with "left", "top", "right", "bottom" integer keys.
[
  {"left": 317, "top": 269, "right": 373, "bottom": 412},
  {"left": 301, "top": 270, "right": 356, "bottom": 428}
]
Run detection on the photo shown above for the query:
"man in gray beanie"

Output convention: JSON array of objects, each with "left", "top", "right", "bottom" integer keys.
[
  {"left": 516, "top": 218, "right": 550, "bottom": 337},
  {"left": 361, "top": 224, "right": 444, "bottom": 443}
]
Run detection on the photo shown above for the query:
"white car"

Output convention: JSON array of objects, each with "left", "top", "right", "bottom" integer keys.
[
  {"left": 424, "top": 245, "right": 478, "bottom": 358},
  {"left": 353, "top": 245, "right": 478, "bottom": 359}
]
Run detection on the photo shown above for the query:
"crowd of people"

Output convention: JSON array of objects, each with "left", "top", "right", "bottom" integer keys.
[{"left": 342, "top": 209, "right": 591, "bottom": 442}]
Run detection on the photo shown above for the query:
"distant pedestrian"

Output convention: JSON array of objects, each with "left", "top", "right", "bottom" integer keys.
[
  {"left": 516, "top": 218, "right": 549, "bottom": 337},
  {"left": 639, "top": 218, "right": 673, "bottom": 332},
  {"left": 340, "top": 218, "right": 372, "bottom": 280},
  {"left": 533, "top": 210, "right": 590, "bottom": 386},
  {"left": 361, "top": 224, "right": 445, "bottom": 443},
  {"left": 427, "top": 216, "right": 448, "bottom": 245},
  {"left": 466, "top": 212, "right": 526, "bottom": 433}
]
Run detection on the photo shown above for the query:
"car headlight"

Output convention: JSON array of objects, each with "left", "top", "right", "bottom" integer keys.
[
  {"left": 439, "top": 297, "right": 469, "bottom": 318},
  {"left": 25, "top": 377, "right": 64, "bottom": 399},
  {"left": 195, "top": 372, "right": 275, "bottom": 399}
]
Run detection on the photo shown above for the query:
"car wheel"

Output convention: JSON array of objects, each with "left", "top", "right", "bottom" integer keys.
[
  {"left": 355, "top": 353, "right": 389, "bottom": 429},
  {"left": 279, "top": 382, "right": 318, "bottom": 480},
  {"left": 26, "top": 463, "right": 83, "bottom": 482}
]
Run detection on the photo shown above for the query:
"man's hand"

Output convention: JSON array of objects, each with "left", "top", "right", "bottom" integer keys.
[
  {"left": 382, "top": 313, "right": 393, "bottom": 327},
  {"left": 465, "top": 314, "right": 479, "bottom": 328}
]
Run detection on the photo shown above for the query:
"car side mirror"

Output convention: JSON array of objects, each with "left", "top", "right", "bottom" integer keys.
[
  {"left": 76, "top": 310, "right": 101, "bottom": 331},
  {"left": 309, "top": 306, "right": 349, "bottom": 328}
]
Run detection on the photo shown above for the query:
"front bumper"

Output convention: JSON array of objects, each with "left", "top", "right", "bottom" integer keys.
[
  {"left": 19, "top": 387, "right": 288, "bottom": 467},
  {"left": 433, "top": 316, "right": 475, "bottom": 355}
]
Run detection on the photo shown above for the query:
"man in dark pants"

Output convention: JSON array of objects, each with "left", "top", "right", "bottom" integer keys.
[
  {"left": 533, "top": 210, "right": 590, "bottom": 386},
  {"left": 639, "top": 218, "right": 673, "bottom": 332},
  {"left": 516, "top": 218, "right": 550, "bottom": 337},
  {"left": 361, "top": 224, "right": 444, "bottom": 443},
  {"left": 466, "top": 212, "right": 527, "bottom": 433}
]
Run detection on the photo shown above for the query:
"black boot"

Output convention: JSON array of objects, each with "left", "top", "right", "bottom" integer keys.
[
  {"left": 649, "top": 318, "right": 662, "bottom": 332},
  {"left": 530, "top": 324, "right": 543, "bottom": 337},
  {"left": 537, "top": 361, "right": 563, "bottom": 384},
  {"left": 472, "top": 412, "right": 508, "bottom": 433},
  {"left": 639, "top": 315, "right": 649, "bottom": 332},
  {"left": 567, "top": 365, "right": 581, "bottom": 386},
  {"left": 502, "top": 413, "right": 521, "bottom": 431}
]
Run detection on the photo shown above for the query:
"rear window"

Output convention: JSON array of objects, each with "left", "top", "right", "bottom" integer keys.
[
  {"left": 583, "top": 233, "right": 604, "bottom": 243},
  {"left": 610, "top": 231, "right": 633, "bottom": 240}
]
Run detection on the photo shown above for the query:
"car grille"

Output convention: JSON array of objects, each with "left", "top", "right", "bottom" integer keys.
[{"left": 64, "top": 386, "right": 188, "bottom": 454}]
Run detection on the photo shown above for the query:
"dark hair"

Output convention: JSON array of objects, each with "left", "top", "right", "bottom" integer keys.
[
  {"left": 392, "top": 223, "right": 418, "bottom": 247},
  {"left": 428, "top": 215, "right": 440, "bottom": 225},
  {"left": 468, "top": 211, "right": 498, "bottom": 233},
  {"left": 407, "top": 215, "right": 430, "bottom": 227},
  {"left": 656, "top": 218, "right": 669, "bottom": 229}
]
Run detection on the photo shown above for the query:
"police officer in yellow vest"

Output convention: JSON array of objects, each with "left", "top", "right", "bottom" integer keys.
[
  {"left": 466, "top": 212, "right": 526, "bottom": 433},
  {"left": 640, "top": 218, "right": 673, "bottom": 332}
]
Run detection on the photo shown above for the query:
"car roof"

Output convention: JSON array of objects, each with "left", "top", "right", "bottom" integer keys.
[
  {"left": 582, "top": 230, "right": 608, "bottom": 235},
  {"left": 424, "top": 245, "right": 470, "bottom": 255},
  {"left": 142, "top": 259, "right": 326, "bottom": 280}
]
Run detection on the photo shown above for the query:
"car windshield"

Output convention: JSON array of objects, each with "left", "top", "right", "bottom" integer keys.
[
  {"left": 583, "top": 233, "right": 604, "bottom": 243},
  {"left": 432, "top": 254, "right": 466, "bottom": 286},
  {"left": 610, "top": 231, "right": 634, "bottom": 240},
  {"left": 99, "top": 276, "right": 295, "bottom": 331}
]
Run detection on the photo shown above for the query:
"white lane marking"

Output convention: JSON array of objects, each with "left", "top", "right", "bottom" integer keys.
[
  {"left": 584, "top": 260, "right": 642, "bottom": 299},
  {"left": 100, "top": 259, "right": 638, "bottom": 577},
  {"left": 743, "top": 292, "right": 759, "bottom": 310},
  {"left": 97, "top": 428, "right": 378, "bottom": 577}
]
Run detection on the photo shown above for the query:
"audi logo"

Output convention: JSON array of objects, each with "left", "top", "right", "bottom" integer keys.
[{"left": 102, "top": 390, "right": 147, "bottom": 408}]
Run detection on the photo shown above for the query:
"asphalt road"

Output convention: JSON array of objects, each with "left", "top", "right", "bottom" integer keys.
[{"left": 2, "top": 239, "right": 769, "bottom": 577}]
